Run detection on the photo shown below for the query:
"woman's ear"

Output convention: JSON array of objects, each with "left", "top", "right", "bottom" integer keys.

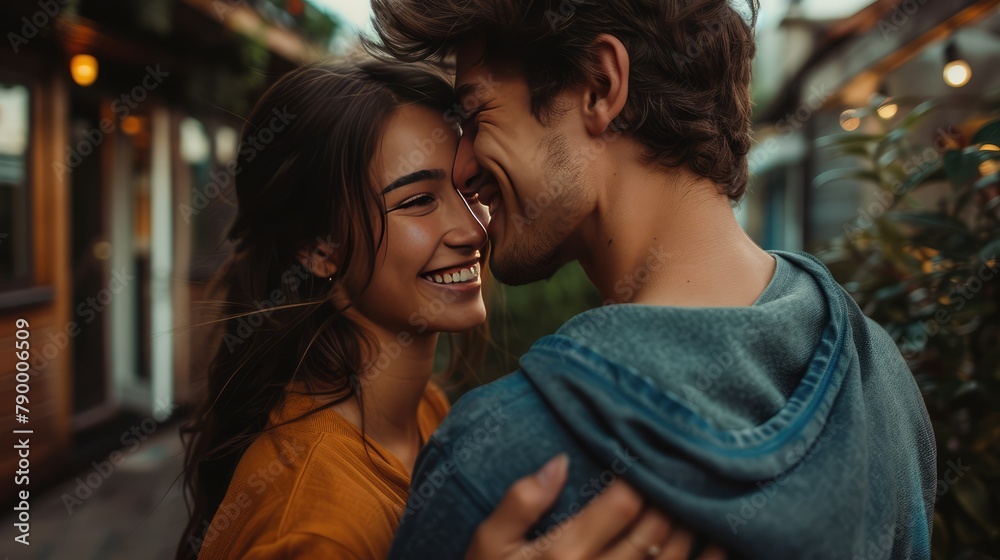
[
  {"left": 580, "top": 33, "right": 630, "bottom": 137},
  {"left": 297, "top": 236, "right": 341, "bottom": 279}
]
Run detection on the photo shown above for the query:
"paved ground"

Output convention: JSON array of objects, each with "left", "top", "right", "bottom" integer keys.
[{"left": 1, "top": 426, "right": 188, "bottom": 560}]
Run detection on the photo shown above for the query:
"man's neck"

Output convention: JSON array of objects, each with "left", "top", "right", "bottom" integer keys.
[{"left": 577, "top": 161, "right": 776, "bottom": 308}]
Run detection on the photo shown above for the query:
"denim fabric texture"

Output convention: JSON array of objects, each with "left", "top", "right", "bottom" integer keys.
[{"left": 388, "top": 251, "right": 936, "bottom": 560}]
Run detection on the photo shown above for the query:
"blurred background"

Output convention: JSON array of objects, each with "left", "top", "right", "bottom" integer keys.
[{"left": 0, "top": 0, "right": 998, "bottom": 558}]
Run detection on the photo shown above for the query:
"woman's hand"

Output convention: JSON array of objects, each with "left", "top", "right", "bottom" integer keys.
[{"left": 465, "top": 454, "right": 726, "bottom": 560}]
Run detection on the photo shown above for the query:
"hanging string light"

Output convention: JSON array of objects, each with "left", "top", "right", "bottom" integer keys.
[
  {"left": 943, "top": 39, "right": 972, "bottom": 88},
  {"left": 840, "top": 109, "right": 861, "bottom": 131},
  {"left": 875, "top": 82, "right": 898, "bottom": 120}
]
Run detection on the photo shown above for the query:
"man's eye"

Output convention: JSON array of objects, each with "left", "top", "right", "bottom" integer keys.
[
  {"left": 461, "top": 109, "right": 483, "bottom": 134},
  {"left": 393, "top": 194, "right": 435, "bottom": 210}
]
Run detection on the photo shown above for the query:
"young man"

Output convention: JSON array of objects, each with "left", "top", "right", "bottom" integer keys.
[{"left": 368, "top": 1, "right": 936, "bottom": 558}]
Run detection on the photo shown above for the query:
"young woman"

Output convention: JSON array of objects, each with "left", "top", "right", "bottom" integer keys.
[
  {"left": 176, "top": 60, "right": 489, "bottom": 559},
  {"left": 176, "top": 59, "right": 709, "bottom": 560}
]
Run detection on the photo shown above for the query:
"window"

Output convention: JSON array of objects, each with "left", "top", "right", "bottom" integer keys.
[{"left": 0, "top": 80, "right": 31, "bottom": 287}]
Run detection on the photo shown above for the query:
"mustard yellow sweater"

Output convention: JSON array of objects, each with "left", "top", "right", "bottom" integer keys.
[{"left": 197, "top": 383, "right": 449, "bottom": 559}]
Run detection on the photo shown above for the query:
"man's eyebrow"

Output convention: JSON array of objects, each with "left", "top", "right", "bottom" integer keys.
[
  {"left": 455, "top": 82, "right": 482, "bottom": 105},
  {"left": 381, "top": 169, "right": 446, "bottom": 195}
]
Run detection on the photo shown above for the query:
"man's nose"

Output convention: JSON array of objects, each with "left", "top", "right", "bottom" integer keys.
[{"left": 453, "top": 132, "right": 481, "bottom": 193}]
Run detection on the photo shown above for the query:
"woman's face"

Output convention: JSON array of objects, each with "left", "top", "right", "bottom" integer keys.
[{"left": 351, "top": 103, "right": 489, "bottom": 335}]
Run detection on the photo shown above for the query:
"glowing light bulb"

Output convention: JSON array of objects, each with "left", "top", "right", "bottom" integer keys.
[
  {"left": 121, "top": 116, "right": 142, "bottom": 136},
  {"left": 943, "top": 59, "right": 971, "bottom": 88},
  {"left": 70, "top": 54, "right": 98, "bottom": 87},
  {"left": 877, "top": 100, "right": 898, "bottom": 119},
  {"left": 840, "top": 109, "right": 861, "bottom": 132}
]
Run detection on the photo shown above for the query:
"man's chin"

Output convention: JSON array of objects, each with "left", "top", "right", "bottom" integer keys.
[{"left": 489, "top": 244, "right": 562, "bottom": 287}]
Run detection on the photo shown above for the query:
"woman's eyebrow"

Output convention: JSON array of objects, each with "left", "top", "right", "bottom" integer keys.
[{"left": 381, "top": 168, "right": 446, "bottom": 195}]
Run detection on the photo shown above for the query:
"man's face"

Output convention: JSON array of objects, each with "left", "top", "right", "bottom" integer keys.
[{"left": 452, "top": 40, "right": 594, "bottom": 286}]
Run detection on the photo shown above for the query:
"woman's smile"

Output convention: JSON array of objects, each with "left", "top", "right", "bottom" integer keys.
[{"left": 420, "top": 260, "right": 481, "bottom": 285}]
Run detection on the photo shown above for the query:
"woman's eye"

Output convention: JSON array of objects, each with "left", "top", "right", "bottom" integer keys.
[{"left": 394, "top": 194, "right": 435, "bottom": 210}]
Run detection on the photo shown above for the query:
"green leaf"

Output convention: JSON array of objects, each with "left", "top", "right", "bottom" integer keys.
[
  {"left": 814, "top": 132, "right": 884, "bottom": 151},
  {"left": 898, "top": 159, "right": 945, "bottom": 194},
  {"left": 944, "top": 150, "right": 982, "bottom": 190},
  {"left": 839, "top": 144, "right": 875, "bottom": 158},
  {"left": 978, "top": 238, "right": 1000, "bottom": 261},
  {"left": 974, "top": 173, "right": 1000, "bottom": 191},
  {"left": 814, "top": 96, "right": 1000, "bottom": 560},
  {"left": 886, "top": 211, "right": 969, "bottom": 235},
  {"left": 812, "top": 168, "right": 881, "bottom": 189},
  {"left": 899, "top": 98, "right": 946, "bottom": 130},
  {"left": 972, "top": 119, "right": 1000, "bottom": 145},
  {"left": 974, "top": 149, "right": 1000, "bottom": 163},
  {"left": 873, "top": 282, "right": 908, "bottom": 302},
  {"left": 952, "top": 474, "right": 1000, "bottom": 535},
  {"left": 950, "top": 299, "right": 997, "bottom": 324}
]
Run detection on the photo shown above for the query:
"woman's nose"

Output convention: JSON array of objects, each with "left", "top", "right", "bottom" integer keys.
[{"left": 443, "top": 187, "right": 488, "bottom": 251}]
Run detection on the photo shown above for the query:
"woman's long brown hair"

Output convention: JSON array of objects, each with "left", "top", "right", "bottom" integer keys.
[{"left": 175, "top": 60, "right": 486, "bottom": 559}]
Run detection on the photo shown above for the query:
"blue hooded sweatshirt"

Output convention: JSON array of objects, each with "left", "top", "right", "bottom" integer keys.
[{"left": 388, "top": 251, "right": 936, "bottom": 559}]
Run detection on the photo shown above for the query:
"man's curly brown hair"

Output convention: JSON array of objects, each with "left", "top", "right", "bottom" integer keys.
[{"left": 365, "top": 0, "right": 759, "bottom": 202}]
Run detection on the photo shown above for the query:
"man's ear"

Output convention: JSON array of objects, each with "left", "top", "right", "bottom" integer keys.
[
  {"left": 296, "top": 236, "right": 341, "bottom": 279},
  {"left": 580, "top": 34, "right": 630, "bottom": 137}
]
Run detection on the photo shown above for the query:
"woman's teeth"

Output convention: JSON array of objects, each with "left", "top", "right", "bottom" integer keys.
[{"left": 423, "top": 263, "right": 480, "bottom": 285}]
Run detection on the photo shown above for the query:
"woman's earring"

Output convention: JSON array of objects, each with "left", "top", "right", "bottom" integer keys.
[{"left": 327, "top": 275, "right": 335, "bottom": 282}]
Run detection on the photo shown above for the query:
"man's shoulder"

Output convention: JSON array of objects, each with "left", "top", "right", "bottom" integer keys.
[{"left": 430, "top": 370, "right": 538, "bottom": 444}]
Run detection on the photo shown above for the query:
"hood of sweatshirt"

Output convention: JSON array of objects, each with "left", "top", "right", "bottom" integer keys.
[{"left": 517, "top": 250, "right": 936, "bottom": 558}]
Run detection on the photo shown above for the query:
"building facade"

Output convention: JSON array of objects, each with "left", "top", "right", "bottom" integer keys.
[{"left": 0, "top": 0, "right": 336, "bottom": 502}]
